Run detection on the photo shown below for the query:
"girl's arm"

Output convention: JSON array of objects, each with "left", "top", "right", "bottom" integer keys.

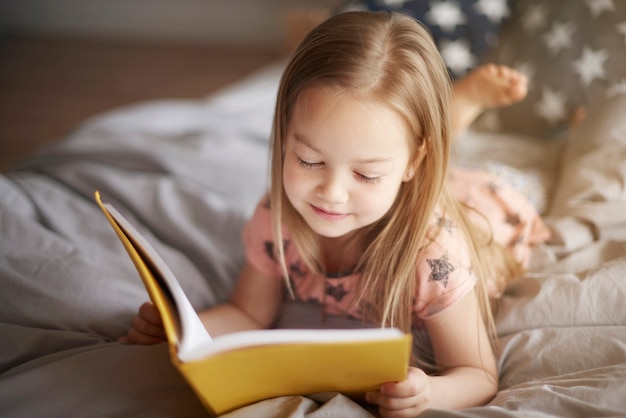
[
  {"left": 120, "top": 261, "right": 284, "bottom": 343},
  {"left": 366, "top": 288, "right": 498, "bottom": 416},
  {"left": 424, "top": 288, "right": 498, "bottom": 407},
  {"left": 198, "top": 261, "right": 284, "bottom": 336}
]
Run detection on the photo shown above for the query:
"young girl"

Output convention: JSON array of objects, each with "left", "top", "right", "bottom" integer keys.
[{"left": 120, "top": 11, "right": 548, "bottom": 416}]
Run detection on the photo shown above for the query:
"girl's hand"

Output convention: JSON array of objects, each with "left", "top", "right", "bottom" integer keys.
[
  {"left": 118, "top": 301, "right": 167, "bottom": 345},
  {"left": 365, "top": 367, "right": 433, "bottom": 418}
]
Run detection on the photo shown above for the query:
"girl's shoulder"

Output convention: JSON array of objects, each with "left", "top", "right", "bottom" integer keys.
[
  {"left": 423, "top": 208, "right": 470, "bottom": 262},
  {"left": 413, "top": 208, "right": 476, "bottom": 319},
  {"left": 245, "top": 193, "right": 272, "bottom": 232},
  {"left": 242, "top": 193, "right": 286, "bottom": 277}
]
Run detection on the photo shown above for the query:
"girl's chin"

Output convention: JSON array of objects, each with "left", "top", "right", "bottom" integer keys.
[{"left": 308, "top": 223, "right": 358, "bottom": 240}]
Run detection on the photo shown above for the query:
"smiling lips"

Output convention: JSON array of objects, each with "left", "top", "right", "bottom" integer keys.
[{"left": 311, "top": 204, "right": 348, "bottom": 220}]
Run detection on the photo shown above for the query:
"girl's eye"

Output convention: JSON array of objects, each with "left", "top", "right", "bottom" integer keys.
[
  {"left": 297, "top": 157, "right": 323, "bottom": 169},
  {"left": 355, "top": 172, "right": 381, "bottom": 184}
]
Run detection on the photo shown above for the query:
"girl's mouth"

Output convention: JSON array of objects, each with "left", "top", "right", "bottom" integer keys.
[{"left": 311, "top": 204, "right": 348, "bottom": 220}]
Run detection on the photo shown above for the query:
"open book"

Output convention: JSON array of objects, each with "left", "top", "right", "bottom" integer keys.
[{"left": 94, "top": 191, "right": 412, "bottom": 415}]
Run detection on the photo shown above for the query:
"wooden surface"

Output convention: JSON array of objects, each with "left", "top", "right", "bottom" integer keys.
[{"left": 0, "top": 34, "right": 283, "bottom": 172}]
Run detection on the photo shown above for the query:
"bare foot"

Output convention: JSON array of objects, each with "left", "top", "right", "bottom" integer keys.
[{"left": 453, "top": 64, "right": 528, "bottom": 134}]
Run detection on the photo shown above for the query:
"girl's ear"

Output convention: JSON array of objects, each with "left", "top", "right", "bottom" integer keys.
[
  {"left": 403, "top": 139, "right": 426, "bottom": 182},
  {"left": 403, "top": 165, "right": 416, "bottom": 182}
]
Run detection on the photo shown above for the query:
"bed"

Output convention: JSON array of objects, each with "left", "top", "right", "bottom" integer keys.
[{"left": 2, "top": 1, "right": 626, "bottom": 417}]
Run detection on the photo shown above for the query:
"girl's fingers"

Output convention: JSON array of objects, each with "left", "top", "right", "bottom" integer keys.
[
  {"left": 117, "top": 301, "right": 167, "bottom": 345},
  {"left": 366, "top": 368, "right": 432, "bottom": 416},
  {"left": 138, "top": 301, "right": 163, "bottom": 326},
  {"left": 380, "top": 368, "right": 427, "bottom": 398},
  {"left": 380, "top": 382, "right": 419, "bottom": 399},
  {"left": 132, "top": 312, "right": 167, "bottom": 339},
  {"left": 370, "top": 393, "right": 416, "bottom": 411},
  {"left": 367, "top": 391, "right": 429, "bottom": 418},
  {"left": 126, "top": 327, "right": 167, "bottom": 345}
]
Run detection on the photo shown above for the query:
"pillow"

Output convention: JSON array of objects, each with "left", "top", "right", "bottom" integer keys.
[
  {"left": 337, "top": 0, "right": 514, "bottom": 79},
  {"left": 474, "top": 0, "right": 626, "bottom": 138}
]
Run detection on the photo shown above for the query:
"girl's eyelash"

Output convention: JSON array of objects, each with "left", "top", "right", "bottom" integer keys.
[
  {"left": 356, "top": 173, "right": 380, "bottom": 184},
  {"left": 297, "top": 155, "right": 380, "bottom": 184},
  {"left": 297, "top": 157, "right": 321, "bottom": 169}
]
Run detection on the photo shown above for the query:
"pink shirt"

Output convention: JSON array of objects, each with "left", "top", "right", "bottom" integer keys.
[{"left": 242, "top": 195, "right": 477, "bottom": 326}]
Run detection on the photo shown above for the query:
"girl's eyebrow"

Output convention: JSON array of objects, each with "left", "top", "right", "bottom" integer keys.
[{"left": 293, "top": 133, "right": 394, "bottom": 164}]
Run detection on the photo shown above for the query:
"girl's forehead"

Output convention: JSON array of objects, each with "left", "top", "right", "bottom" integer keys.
[
  {"left": 294, "top": 85, "right": 394, "bottom": 123},
  {"left": 289, "top": 86, "right": 412, "bottom": 157},
  {"left": 297, "top": 84, "right": 367, "bottom": 106}
]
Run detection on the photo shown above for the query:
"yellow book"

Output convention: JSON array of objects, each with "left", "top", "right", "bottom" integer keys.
[{"left": 95, "top": 191, "right": 412, "bottom": 416}]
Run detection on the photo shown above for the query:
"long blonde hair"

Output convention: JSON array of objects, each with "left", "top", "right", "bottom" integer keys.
[{"left": 270, "top": 11, "right": 515, "bottom": 356}]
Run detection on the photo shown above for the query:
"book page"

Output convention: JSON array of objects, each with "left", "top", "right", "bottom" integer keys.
[
  {"left": 182, "top": 327, "right": 405, "bottom": 362},
  {"left": 102, "top": 202, "right": 213, "bottom": 361}
]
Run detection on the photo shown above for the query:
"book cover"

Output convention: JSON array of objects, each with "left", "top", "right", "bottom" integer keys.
[{"left": 94, "top": 191, "right": 412, "bottom": 415}]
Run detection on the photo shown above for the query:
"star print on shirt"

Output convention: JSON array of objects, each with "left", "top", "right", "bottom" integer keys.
[
  {"left": 289, "top": 260, "right": 306, "bottom": 279},
  {"left": 427, "top": 254, "right": 456, "bottom": 287},
  {"left": 573, "top": 47, "right": 608, "bottom": 86},
  {"left": 326, "top": 283, "right": 348, "bottom": 302},
  {"left": 263, "top": 241, "right": 275, "bottom": 261},
  {"left": 437, "top": 216, "right": 455, "bottom": 233},
  {"left": 263, "top": 239, "right": 290, "bottom": 262}
]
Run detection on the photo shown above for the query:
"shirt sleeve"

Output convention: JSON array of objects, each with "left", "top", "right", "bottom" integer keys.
[
  {"left": 413, "top": 214, "right": 477, "bottom": 319},
  {"left": 241, "top": 195, "right": 283, "bottom": 278}
]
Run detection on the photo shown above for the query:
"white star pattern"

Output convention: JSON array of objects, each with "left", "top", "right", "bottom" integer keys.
[
  {"left": 341, "top": 0, "right": 626, "bottom": 138},
  {"left": 474, "top": 0, "right": 509, "bottom": 23},
  {"left": 439, "top": 39, "right": 477, "bottom": 76},
  {"left": 543, "top": 21, "right": 576, "bottom": 55},
  {"left": 383, "top": 0, "right": 408, "bottom": 7},
  {"left": 573, "top": 47, "right": 608, "bottom": 86},
  {"left": 587, "top": 0, "right": 615, "bottom": 17},
  {"left": 522, "top": 3, "right": 549, "bottom": 33},
  {"left": 534, "top": 87, "right": 568, "bottom": 126},
  {"left": 617, "top": 21, "right": 626, "bottom": 42},
  {"left": 425, "top": 1, "right": 467, "bottom": 33},
  {"left": 607, "top": 79, "right": 626, "bottom": 97}
]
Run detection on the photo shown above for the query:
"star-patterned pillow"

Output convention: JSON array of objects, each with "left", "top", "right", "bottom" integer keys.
[
  {"left": 474, "top": 0, "right": 626, "bottom": 138},
  {"left": 337, "top": 0, "right": 514, "bottom": 79}
]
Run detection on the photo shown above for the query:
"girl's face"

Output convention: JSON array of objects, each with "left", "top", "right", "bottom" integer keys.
[{"left": 283, "top": 86, "right": 415, "bottom": 240}]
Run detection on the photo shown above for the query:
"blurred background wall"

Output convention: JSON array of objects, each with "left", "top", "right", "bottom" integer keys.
[
  {"left": 0, "top": 0, "right": 344, "bottom": 46},
  {"left": 0, "top": 0, "right": 345, "bottom": 171}
]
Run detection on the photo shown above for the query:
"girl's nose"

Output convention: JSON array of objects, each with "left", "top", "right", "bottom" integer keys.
[{"left": 317, "top": 172, "right": 349, "bottom": 203}]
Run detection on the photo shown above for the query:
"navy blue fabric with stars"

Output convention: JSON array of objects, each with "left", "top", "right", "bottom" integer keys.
[{"left": 338, "top": 0, "right": 514, "bottom": 78}]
